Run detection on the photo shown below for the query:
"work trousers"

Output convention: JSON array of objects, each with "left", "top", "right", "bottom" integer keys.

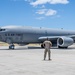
[{"left": 44, "top": 48, "right": 51, "bottom": 60}]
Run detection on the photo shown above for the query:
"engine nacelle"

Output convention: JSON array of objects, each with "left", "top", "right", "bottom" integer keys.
[{"left": 57, "top": 37, "right": 74, "bottom": 47}]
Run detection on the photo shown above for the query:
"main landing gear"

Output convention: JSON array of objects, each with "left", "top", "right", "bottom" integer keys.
[
  {"left": 41, "top": 44, "right": 45, "bottom": 48},
  {"left": 9, "top": 44, "right": 15, "bottom": 49}
]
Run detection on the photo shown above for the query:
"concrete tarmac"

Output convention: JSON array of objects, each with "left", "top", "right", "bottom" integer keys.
[{"left": 0, "top": 45, "right": 75, "bottom": 75}]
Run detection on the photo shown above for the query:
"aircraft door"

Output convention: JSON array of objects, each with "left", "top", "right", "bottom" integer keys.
[{"left": 14, "top": 34, "right": 23, "bottom": 42}]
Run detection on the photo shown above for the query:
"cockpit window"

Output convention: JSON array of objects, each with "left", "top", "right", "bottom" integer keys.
[{"left": 0, "top": 29, "right": 6, "bottom": 31}]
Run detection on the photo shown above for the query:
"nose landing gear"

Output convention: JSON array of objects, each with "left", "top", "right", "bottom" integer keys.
[{"left": 9, "top": 44, "right": 15, "bottom": 49}]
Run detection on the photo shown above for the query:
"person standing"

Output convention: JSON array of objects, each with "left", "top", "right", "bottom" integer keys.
[{"left": 43, "top": 38, "right": 52, "bottom": 60}]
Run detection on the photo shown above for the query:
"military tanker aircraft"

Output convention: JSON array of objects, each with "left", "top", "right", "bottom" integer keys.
[{"left": 0, "top": 26, "right": 75, "bottom": 49}]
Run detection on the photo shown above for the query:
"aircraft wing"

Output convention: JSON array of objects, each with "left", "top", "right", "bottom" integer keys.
[
  {"left": 38, "top": 35, "right": 75, "bottom": 47},
  {"left": 38, "top": 35, "right": 75, "bottom": 41},
  {"left": 38, "top": 36, "right": 61, "bottom": 41}
]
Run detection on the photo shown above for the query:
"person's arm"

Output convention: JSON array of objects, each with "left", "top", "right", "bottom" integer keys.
[
  {"left": 51, "top": 42, "right": 52, "bottom": 47},
  {"left": 50, "top": 41, "right": 52, "bottom": 48},
  {"left": 43, "top": 42, "right": 44, "bottom": 47}
]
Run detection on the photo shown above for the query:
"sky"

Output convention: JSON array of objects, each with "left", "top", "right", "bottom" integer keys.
[{"left": 0, "top": 0, "right": 75, "bottom": 30}]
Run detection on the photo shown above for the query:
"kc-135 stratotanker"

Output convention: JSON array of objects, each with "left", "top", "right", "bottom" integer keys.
[{"left": 0, "top": 26, "right": 75, "bottom": 49}]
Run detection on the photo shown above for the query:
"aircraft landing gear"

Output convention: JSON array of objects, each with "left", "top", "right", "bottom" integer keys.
[
  {"left": 41, "top": 44, "right": 45, "bottom": 48},
  {"left": 9, "top": 44, "right": 15, "bottom": 49}
]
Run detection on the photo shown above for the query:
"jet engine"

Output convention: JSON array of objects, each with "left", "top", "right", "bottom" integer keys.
[{"left": 57, "top": 37, "right": 74, "bottom": 48}]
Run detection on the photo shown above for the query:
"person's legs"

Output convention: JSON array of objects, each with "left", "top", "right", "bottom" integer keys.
[
  {"left": 44, "top": 49, "right": 47, "bottom": 60},
  {"left": 48, "top": 49, "right": 51, "bottom": 60}
]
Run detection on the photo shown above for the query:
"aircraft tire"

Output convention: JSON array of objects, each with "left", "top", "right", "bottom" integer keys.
[
  {"left": 41, "top": 44, "right": 44, "bottom": 48},
  {"left": 9, "top": 44, "right": 15, "bottom": 49}
]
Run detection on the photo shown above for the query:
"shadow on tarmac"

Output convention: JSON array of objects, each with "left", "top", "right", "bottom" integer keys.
[{"left": 0, "top": 46, "right": 75, "bottom": 50}]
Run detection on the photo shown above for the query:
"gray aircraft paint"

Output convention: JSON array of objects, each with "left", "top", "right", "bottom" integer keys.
[{"left": 0, "top": 26, "right": 75, "bottom": 47}]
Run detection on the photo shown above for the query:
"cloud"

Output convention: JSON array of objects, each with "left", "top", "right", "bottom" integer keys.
[
  {"left": 45, "top": 9, "right": 57, "bottom": 16},
  {"left": 36, "top": 9, "right": 46, "bottom": 14},
  {"left": 30, "top": 0, "right": 69, "bottom": 6},
  {"left": 41, "top": 5, "right": 45, "bottom": 8},
  {"left": 36, "top": 17, "right": 45, "bottom": 20},
  {"left": 36, "top": 9, "right": 57, "bottom": 16}
]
